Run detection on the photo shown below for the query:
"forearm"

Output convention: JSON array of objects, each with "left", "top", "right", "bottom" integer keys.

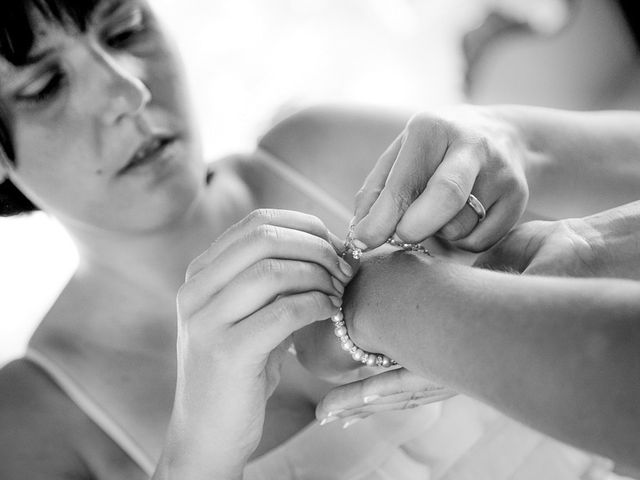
[
  {"left": 346, "top": 251, "right": 640, "bottom": 468},
  {"left": 486, "top": 105, "right": 640, "bottom": 217}
]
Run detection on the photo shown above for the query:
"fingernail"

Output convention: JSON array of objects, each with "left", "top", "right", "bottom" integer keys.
[
  {"left": 342, "top": 418, "right": 362, "bottom": 429},
  {"left": 330, "top": 296, "right": 342, "bottom": 308},
  {"left": 339, "top": 258, "right": 353, "bottom": 277},
  {"left": 331, "top": 277, "right": 345, "bottom": 295},
  {"left": 352, "top": 239, "right": 368, "bottom": 251},
  {"left": 320, "top": 416, "right": 339, "bottom": 426},
  {"left": 363, "top": 395, "right": 380, "bottom": 404}
]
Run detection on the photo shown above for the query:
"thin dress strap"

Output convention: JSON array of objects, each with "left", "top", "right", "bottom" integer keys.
[
  {"left": 253, "top": 147, "right": 353, "bottom": 224},
  {"left": 24, "top": 348, "right": 156, "bottom": 477}
]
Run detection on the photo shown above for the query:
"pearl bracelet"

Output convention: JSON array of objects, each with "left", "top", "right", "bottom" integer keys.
[
  {"left": 332, "top": 235, "right": 433, "bottom": 368},
  {"left": 331, "top": 307, "right": 396, "bottom": 367}
]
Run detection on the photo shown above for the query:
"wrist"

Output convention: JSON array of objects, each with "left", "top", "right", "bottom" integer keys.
[
  {"left": 154, "top": 424, "right": 247, "bottom": 480},
  {"left": 154, "top": 448, "right": 244, "bottom": 480},
  {"left": 343, "top": 248, "right": 433, "bottom": 354}
]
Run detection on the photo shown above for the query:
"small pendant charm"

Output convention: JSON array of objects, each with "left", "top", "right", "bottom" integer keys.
[{"left": 343, "top": 228, "right": 362, "bottom": 272}]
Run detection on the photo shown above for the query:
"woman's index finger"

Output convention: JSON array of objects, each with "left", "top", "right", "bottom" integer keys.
[
  {"left": 352, "top": 134, "right": 404, "bottom": 225},
  {"left": 353, "top": 130, "right": 447, "bottom": 248}
]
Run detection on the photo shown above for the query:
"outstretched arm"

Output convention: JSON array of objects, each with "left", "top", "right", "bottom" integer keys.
[
  {"left": 337, "top": 249, "right": 640, "bottom": 471},
  {"left": 491, "top": 106, "right": 640, "bottom": 218}
]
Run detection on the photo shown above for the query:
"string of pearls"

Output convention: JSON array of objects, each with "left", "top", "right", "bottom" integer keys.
[{"left": 331, "top": 234, "right": 433, "bottom": 368}]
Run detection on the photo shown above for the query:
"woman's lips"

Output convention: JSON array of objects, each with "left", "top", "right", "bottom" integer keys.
[{"left": 118, "top": 135, "right": 176, "bottom": 175}]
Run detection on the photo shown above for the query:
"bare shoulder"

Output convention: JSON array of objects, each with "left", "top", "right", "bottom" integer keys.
[
  {"left": 0, "top": 359, "right": 142, "bottom": 480},
  {"left": 258, "top": 105, "right": 411, "bottom": 198},
  {"left": 0, "top": 359, "right": 89, "bottom": 478}
]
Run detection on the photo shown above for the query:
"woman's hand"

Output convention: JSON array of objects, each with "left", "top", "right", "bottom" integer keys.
[
  {"left": 473, "top": 218, "right": 604, "bottom": 277},
  {"left": 351, "top": 107, "right": 529, "bottom": 252},
  {"left": 316, "top": 368, "right": 456, "bottom": 428},
  {"left": 157, "top": 209, "right": 352, "bottom": 479},
  {"left": 475, "top": 201, "right": 640, "bottom": 281}
]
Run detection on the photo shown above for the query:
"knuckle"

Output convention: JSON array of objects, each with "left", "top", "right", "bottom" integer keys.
[
  {"left": 502, "top": 171, "right": 528, "bottom": 199},
  {"left": 252, "top": 223, "right": 279, "bottom": 245},
  {"left": 437, "top": 175, "right": 467, "bottom": 208},
  {"left": 406, "top": 112, "right": 447, "bottom": 137},
  {"left": 554, "top": 220, "right": 574, "bottom": 237},
  {"left": 390, "top": 189, "right": 414, "bottom": 215},
  {"left": 265, "top": 300, "right": 290, "bottom": 325},
  {"left": 294, "top": 211, "right": 330, "bottom": 241},
  {"left": 247, "top": 208, "right": 276, "bottom": 225},
  {"left": 280, "top": 297, "right": 304, "bottom": 320},
  {"left": 309, "top": 262, "right": 333, "bottom": 288},
  {"left": 306, "top": 213, "right": 326, "bottom": 230},
  {"left": 274, "top": 293, "right": 325, "bottom": 323},
  {"left": 405, "top": 114, "right": 428, "bottom": 135},
  {"left": 470, "top": 135, "right": 492, "bottom": 159},
  {"left": 255, "top": 258, "right": 284, "bottom": 281},
  {"left": 310, "top": 215, "right": 331, "bottom": 241},
  {"left": 306, "top": 291, "right": 334, "bottom": 317},
  {"left": 514, "top": 172, "right": 529, "bottom": 195},
  {"left": 317, "top": 238, "right": 338, "bottom": 262}
]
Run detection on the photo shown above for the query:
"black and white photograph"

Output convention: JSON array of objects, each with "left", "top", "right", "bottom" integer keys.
[{"left": 0, "top": 0, "right": 639, "bottom": 478}]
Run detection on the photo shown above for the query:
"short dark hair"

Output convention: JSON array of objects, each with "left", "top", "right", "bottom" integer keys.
[{"left": 0, "top": 0, "right": 102, "bottom": 216}]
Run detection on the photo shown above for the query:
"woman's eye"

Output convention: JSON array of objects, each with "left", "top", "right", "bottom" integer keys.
[
  {"left": 15, "top": 70, "right": 65, "bottom": 104},
  {"left": 106, "top": 9, "right": 148, "bottom": 48}
]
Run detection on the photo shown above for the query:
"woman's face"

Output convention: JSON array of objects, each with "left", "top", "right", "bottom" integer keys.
[{"left": 0, "top": 0, "right": 206, "bottom": 232}]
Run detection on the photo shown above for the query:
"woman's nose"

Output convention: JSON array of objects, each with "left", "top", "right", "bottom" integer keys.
[
  {"left": 106, "top": 73, "right": 151, "bottom": 124},
  {"left": 90, "top": 48, "right": 151, "bottom": 125}
]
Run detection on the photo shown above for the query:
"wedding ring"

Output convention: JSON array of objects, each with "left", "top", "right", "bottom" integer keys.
[{"left": 467, "top": 194, "right": 486, "bottom": 222}]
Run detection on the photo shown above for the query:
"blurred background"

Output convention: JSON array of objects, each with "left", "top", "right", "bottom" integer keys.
[{"left": 1, "top": 0, "right": 638, "bottom": 364}]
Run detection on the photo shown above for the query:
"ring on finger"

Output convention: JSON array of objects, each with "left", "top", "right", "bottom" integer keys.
[{"left": 467, "top": 194, "right": 486, "bottom": 222}]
